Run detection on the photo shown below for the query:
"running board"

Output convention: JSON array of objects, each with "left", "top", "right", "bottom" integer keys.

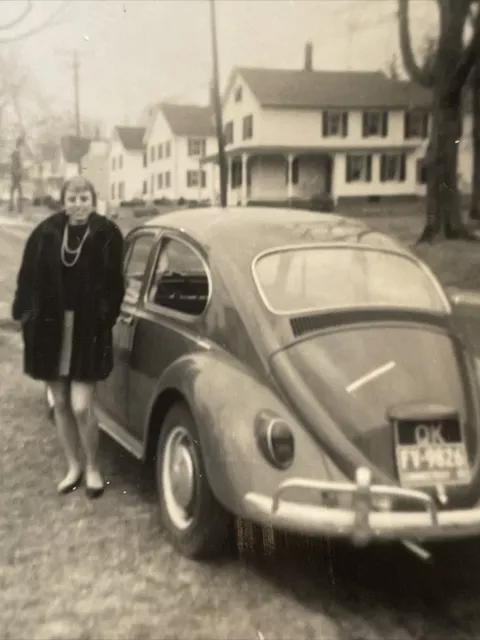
[{"left": 95, "top": 405, "right": 144, "bottom": 460}]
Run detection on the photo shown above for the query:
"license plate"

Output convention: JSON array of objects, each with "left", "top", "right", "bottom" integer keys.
[{"left": 394, "top": 417, "right": 471, "bottom": 486}]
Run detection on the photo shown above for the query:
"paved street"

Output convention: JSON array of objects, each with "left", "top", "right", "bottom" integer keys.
[{"left": 3, "top": 215, "right": 480, "bottom": 639}]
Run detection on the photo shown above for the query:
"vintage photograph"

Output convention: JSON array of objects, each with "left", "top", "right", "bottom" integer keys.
[{"left": 2, "top": 0, "right": 480, "bottom": 638}]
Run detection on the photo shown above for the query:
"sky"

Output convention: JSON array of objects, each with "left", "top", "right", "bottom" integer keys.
[{"left": 0, "top": 0, "right": 438, "bottom": 135}]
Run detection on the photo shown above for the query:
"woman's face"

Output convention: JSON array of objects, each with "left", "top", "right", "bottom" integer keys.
[{"left": 64, "top": 184, "right": 94, "bottom": 223}]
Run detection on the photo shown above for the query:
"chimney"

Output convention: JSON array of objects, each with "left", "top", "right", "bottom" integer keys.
[{"left": 304, "top": 41, "right": 313, "bottom": 71}]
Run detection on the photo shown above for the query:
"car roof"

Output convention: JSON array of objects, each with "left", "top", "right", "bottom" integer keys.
[{"left": 143, "top": 206, "right": 411, "bottom": 261}]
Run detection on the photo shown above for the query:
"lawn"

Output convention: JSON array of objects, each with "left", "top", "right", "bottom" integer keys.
[{"left": 5, "top": 203, "right": 480, "bottom": 639}]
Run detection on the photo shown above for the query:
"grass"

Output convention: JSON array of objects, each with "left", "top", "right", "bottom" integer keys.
[{"left": 4, "top": 203, "right": 480, "bottom": 638}]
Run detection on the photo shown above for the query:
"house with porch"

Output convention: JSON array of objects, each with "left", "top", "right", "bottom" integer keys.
[
  {"left": 203, "top": 43, "right": 439, "bottom": 207},
  {"left": 108, "top": 126, "right": 145, "bottom": 205},
  {"left": 143, "top": 103, "right": 217, "bottom": 202}
]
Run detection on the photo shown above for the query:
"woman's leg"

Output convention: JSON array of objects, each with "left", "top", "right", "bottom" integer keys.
[
  {"left": 70, "top": 381, "right": 104, "bottom": 496},
  {"left": 49, "top": 379, "right": 83, "bottom": 493}
]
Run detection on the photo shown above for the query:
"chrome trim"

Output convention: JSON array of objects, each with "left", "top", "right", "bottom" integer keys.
[
  {"left": 142, "top": 231, "right": 214, "bottom": 322},
  {"left": 250, "top": 243, "right": 451, "bottom": 317}
]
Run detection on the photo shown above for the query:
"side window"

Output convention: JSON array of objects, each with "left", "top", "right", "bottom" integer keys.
[
  {"left": 123, "top": 234, "right": 156, "bottom": 304},
  {"left": 147, "top": 237, "right": 210, "bottom": 316}
]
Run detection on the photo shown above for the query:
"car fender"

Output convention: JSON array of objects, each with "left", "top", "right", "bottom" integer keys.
[{"left": 145, "top": 350, "right": 338, "bottom": 517}]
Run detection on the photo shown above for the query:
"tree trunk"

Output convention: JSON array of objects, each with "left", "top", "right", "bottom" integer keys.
[{"left": 418, "top": 1, "right": 475, "bottom": 243}]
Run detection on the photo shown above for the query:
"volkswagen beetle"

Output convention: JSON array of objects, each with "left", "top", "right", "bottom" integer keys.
[{"left": 89, "top": 206, "right": 480, "bottom": 560}]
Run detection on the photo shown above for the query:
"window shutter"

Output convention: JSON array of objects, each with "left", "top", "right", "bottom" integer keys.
[
  {"left": 382, "top": 112, "right": 388, "bottom": 138},
  {"left": 399, "top": 153, "right": 406, "bottom": 181},
  {"left": 322, "top": 111, "right": 328, "bottom": 137},
  {"left": 346, "top": 156, "right": 351, "bottom": 183},
  {"left": 362, "top": 112, "right": 367, "bottom": 138},
  {"left": 380, "top": 155, "right": 386, "bottom": 182},
  {"left": 366, "top": 155, "right": 372, "bottom": 182},
  {"left": 342, "top": 112, "right": 348, "bottom": 137},
  {"left": 422, "top": 113, "right": 429, "bottom": 138},
  {"left": 404, "top": 112, "right": 410, "bottom": 139}
]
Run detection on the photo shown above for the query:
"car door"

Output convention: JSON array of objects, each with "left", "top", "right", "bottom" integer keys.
[
  {"left": 96, "top": 229, "right": 158, "bottom": 426},
  {"left": 125, "top": 232, "right": 212, "bottom": 442}
]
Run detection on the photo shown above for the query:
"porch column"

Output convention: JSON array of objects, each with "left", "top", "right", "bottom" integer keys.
[
  {"left": 241, "top": 152, "right": 248, "bottom": 206},
  {"left": 286, "top": 153, "right": 294, "bottom": 202},
  {"left": 227, "top": 156, "right": 232, "bottom": 207}
]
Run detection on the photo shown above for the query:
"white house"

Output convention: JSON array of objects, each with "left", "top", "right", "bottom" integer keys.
[
  {"left": 203, "top": 43, "right": 447, "bottom": 206},
  {"left": 143, "top": 103, "right": 217, "bottom": 202},
  {"left": 108, "top": 126, "right": 145, "bottom": 204},
  {"left": 83, "top": 138, "right": 109, "bottom": 213}
]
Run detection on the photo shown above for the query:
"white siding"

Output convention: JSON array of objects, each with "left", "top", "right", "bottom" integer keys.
[{"left": 108, "top": 132, "right": 144, "bottom": 203}]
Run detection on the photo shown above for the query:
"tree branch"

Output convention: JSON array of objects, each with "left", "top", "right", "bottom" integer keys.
[
  {"left": 447, "top": 20, "right": 480, "bottom": 100},
  {"left": 0, "top": 1, "right": 32, "bottom": 31},
  {"left": 398, "top": 0, "right": 436, "bottom": 87},
  {"left": 0, "top": 0, "right": 72, "bottom": 44}
]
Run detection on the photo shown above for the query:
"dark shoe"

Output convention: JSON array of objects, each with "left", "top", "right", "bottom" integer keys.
[
  {"left": 85, "top": 484, "right": 105, "bottom": 500},
  {"left": 57, "top": 472, "right": 83, "bottom": 495}
]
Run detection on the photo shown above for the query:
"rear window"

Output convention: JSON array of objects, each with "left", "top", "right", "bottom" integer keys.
[{"left": 253, "top": 246, "right": 448, "bottom": 315}]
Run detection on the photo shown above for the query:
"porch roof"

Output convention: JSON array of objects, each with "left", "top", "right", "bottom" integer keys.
[{"left": 201, "top": 143, "right": 420, "bottom": 164}]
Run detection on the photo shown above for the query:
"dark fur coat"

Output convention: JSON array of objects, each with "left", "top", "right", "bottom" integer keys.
[{"left": 12, "top": 211, "right": 125, "bottom": 382}]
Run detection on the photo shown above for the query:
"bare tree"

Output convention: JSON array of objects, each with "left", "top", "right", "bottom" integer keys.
[{"left": 398, "top": 0, "right": 480, "bottom": 242}]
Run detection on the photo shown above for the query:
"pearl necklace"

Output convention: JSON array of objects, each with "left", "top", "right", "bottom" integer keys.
[{"left": 60, "top": 222, "right": 91, "bottom": 268}]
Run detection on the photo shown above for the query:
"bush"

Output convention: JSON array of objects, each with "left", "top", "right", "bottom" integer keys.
[
  {"left": 133, "top": 205, "right": 158, "bottom": 218},
  {"left": 120, "top": 198, "right": 145, "bottom": 208},
  {"left": 310, "top": 192, "right": 335, "bottom": 212}
]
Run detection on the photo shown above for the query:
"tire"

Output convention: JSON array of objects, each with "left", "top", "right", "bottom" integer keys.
[{"left": 155, "top": 402, "right": 232, "bottom": 560}]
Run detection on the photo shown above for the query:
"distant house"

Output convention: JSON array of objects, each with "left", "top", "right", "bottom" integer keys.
[
  {"left": 143, "top": 103, "right": 217, "bottom": 202},
  {"left": 108, "top": 126, "right": 145, "bottom": 204},
  {"left": 203, "top": 43, "right": 440, "bottom": 206}
]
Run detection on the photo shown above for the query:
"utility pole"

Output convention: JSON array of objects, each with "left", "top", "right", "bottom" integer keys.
[{"left": 209, "top": 0, "right": 227, "bottom": 207}]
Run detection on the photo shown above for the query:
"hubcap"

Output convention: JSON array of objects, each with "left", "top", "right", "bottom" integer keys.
[{"left": 162, "top": 425, "right": 196, "bottom": 530}]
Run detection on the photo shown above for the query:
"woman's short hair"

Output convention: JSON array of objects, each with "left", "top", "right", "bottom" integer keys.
[{"left": 60, "top": 176, "right": 97, "bottom": 208}]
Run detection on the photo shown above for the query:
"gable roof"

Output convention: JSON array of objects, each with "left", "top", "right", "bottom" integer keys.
[
  {"left": 115, "top": 126, "right": 145, "bottom": 151},
  {"left": 232, "top": 67, "right": 432, "bottom": 110},
  {"left": 159, "top": 103, "right": 215, "bottom": 137},
  {"left": 60, "top": 135, "right": 91, "bottom": 164}
]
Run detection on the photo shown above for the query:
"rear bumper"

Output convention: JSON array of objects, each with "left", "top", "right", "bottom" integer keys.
[{"left": 243, "top": 468, "right": 480, "bottom": 545}]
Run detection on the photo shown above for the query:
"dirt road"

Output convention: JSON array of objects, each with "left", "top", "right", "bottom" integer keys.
[{"left": 1, "top": 215, "right": 480, "bottom": 640}]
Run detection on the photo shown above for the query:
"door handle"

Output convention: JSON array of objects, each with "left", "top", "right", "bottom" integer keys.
[{"left": 119, "top": 315, "right": 133, "bottom": 326}]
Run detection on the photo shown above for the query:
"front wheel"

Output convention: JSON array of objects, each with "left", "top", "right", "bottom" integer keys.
[{"left": 155, "top": 402, "right": 232, "bottom": 560}]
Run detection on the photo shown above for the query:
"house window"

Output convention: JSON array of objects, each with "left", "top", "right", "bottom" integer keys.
[
  {"left": 346, "top": 154, "right": 372, "bottom": 182},
  {"left": 165, "top": 171, "right": 171, "bottom": 188},
  {"left": 416, "top": 158, "right": 427, "bottom": 184},
  {"left": 118, "top": 155, "right": 123, "bottom": 170},
  {"left": 142, "top": 180, "right": 147, "bottom": 195},
  {"left": 143, "top": 151, "right": 147, "bottom": 168},
  {"left": 362, "top": 110, "right": 388, "bottom": 137},
  {"left": 157, "top": 173, "right": 163, "bottom": 189},
  {"left": 242, "top": 115, "right": 253, "bottom": 140},
  {"left": 150, "top": 174, "right": 154, "bottom": 194},
  {"left": 404, "top": 109, "right": 429, "bottom": 139},
  {"left": 231, "top": 160, "right": 243, "bottom": 189},
  {"left": 112, "top": 157, "right": 116, "bottom": 171},
  {"left": 150, "top": 146, "right": 155, "bottom": 162},
  {"left": 158, "top": 143, "right": 163, "bottom": 159},
  {"left": 224, "top": 121, "right": 233, "bottom": 145},
  {"left": 165, "top": 141, "right": 171, "bottom": 158},
  {"left": 111, "top": 183, "right": 115, "bottom": 199},
  {"left": 235, "top": 86, "right": 243, "bottom": 103},
  {"left": 188, "top": 138, "right": 206, "bottom": 157},
  {"left": 380, "top": 153, "right": 406, "bottom": 182},
  {"left": 119, "top": 181, "right": 125, "bottom": 199},
  {"left": 186, "top": 170, "right": 206, "bottom": 188},
  {"left": 322, "top": 110, "right": 348, "bottom": 137}
]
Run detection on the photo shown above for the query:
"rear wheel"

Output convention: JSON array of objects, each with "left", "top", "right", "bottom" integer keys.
[{"left": 155, "top": 402, "right": 231, "bottom": 560}]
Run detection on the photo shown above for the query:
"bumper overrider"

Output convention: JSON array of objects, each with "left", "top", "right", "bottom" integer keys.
[{"left": 244, "top": 467, "right": 480, "bottom": 545}]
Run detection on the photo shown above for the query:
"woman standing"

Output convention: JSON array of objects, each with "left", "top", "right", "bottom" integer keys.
[{"left": 12, "top": 176, "right": 125, "bottom": 498}]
